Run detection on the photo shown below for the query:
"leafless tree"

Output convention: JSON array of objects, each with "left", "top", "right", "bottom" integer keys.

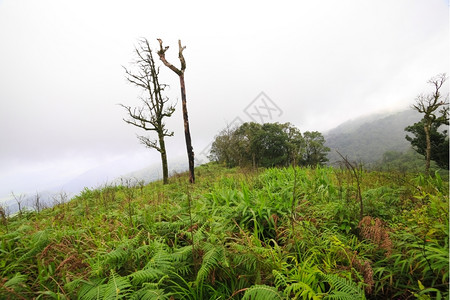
[
  {"left": 11, "top": 191, "right": 26, "bottom": 216},
  {"left": 32, "top": 191, "right": 42, "bottom": 213},
  {"left": 412, "top": 73, "right": 449, "bottom": 175},
  {"left": 121, "top": 38, "right": 175, "bottom": 184},
  {"left": 52, "top": 191, "right": 69, "bottom": 207},
  {"left": 157, "top": 39, "right": 195, "bottom": 184}
]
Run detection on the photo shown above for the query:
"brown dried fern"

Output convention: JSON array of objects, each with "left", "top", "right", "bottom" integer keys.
[{"left": 358, "top": 216, "right": 393, "bottom": 257}]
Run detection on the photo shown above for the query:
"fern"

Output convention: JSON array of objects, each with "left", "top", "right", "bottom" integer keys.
[
  {"left": 146, "top": 250, "right": 174, "bottom": 272},
  {"left": 128, "top": 268, "right": 164, "bottom": 286},
  {"left": 1, "top": 272, "right": 30, "bottom": 297},
  {"left": 242, "top": 284, "right": 284, "bottom": 300},
  {"left": 103, "top": 270, "right": 132, "bottom": 299},
  {"left": 131, "top": 288, "right": 170, "bottom": 300},
  {"left": 195, "top": 245, "right": 226, "bottom": 284},
  {"left": 104, "top": 247, "right": 129, "bottom": 266},
  {"left": 171, "top": 245, "right": 193, "bottom": 263},
  {"left": 78, "top": 278, "right": 107, "bottom": 300},
  {"left": 322, "top": 274, "right": 366, "bottom": 300},
  {"left": 18, "top": 230, "right": 50, "bottom": 263},
  {"left": 3, "top": 272, "right": 28, "bottom": 289},
  {"left": 273, "top": 270, "right": 289, "bottom": 289},
  {"left": 285, "top": 281, "right": 321, "bottom": 300},
  {"left": 133, "top": 244, "right": 154, "bottom": 261},
  {"left": 78, "top": 271, "right": 132, "bottom": 300}
]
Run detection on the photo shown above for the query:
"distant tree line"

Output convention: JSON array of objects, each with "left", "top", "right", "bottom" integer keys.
[{"left": 209, "top": 122, "right": 330, "bottom": 168}]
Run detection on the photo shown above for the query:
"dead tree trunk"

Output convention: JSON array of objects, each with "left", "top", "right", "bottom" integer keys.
[
  {"left": 157, "top": 39, "right": 195, "bottom": 183},
  {"left": 158, "top": 130, "right": 169, "bottom": 184},
  {"left": 424, "top": 120, "right": 432, "bottom": 174}
]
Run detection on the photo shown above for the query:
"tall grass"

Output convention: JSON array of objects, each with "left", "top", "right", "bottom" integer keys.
[{"left": 0, "top": 163, "right": 448, "bottom": 299}]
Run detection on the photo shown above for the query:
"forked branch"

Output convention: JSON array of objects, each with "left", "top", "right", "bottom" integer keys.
[{"left": 157, "top": 39, "right": 186, "bottom": 76}]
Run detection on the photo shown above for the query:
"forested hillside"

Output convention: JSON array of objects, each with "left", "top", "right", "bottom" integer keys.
[
  {"left": 324, "top": 110, "right": 421, "bottom": 165},
  {"left": 1, "top": 164, "right": 448, "bottom": 299}
]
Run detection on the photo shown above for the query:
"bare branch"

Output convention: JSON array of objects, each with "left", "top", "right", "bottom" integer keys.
[
  {"left": 157, "top": 38, "right": 183, "bottom": 76},
  {"left": 178, "top": 40, "right": 187, "bottom": 72},
  {"left": 137, "top": 135, "right": 161, "bottom": 151}
]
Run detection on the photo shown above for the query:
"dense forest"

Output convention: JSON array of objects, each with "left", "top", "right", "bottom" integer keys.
[{"left": 0, "top": 163, "right": 448, "bottom": 299}]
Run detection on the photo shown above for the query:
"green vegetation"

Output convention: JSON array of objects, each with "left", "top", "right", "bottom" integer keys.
[
  {"left": 407, "top": 73, "right": 449, "bottom": 174},
  {"left": 405, "top": 119, "right": 449, "bottom": 170},
  {"left": 375, "top": 149, "right": 447, "bottom": 176},
  {"left": 1, "top": 163, "right": 448, "bottom": 299},
  {"left": 325, "top": 110, "right": 421, "bottom": 166},
  {"left": 210, "top": 122, "right": 329, "bottom": 168}
]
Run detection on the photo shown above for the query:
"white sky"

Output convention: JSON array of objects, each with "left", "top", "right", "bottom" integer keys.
[{"left": 0, "top": 0, "right": 448, "bottom": 197}]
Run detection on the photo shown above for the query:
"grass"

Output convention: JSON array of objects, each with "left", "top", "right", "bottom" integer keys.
[{"left": 0, "top": 163, "right": 448, "bottom": 299}]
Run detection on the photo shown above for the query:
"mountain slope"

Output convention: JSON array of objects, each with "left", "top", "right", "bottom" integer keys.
[
  {"left": 324, "top": 109, "right": 421, "bottom": 165},
  {"left": 0, "top": 164, "right": 447, "bottom": 299}
]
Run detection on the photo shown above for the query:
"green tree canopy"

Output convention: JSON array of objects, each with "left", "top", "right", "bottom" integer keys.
[
  {"left": 302, "top": 131, "right": 330, "bottom": 167},
  {"left": 209, "top": 122, "right": 329, "bottom": 168},
  {"left": 405, "top": 119, "right": 449, "bottom": 169}
]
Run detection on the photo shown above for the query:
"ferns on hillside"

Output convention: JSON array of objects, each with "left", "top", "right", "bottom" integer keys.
[
  {"left": 242, "top": 284, "right": 284, "bottom": 300},
  {"left": 322, "top": 273, "right": 366, "bottom": 300},
  {"left": 195, "top": 244, "right": 227, "bottom": 284},
  {"left": 1, "top": 165, "right": 448, "bottom": 299}
]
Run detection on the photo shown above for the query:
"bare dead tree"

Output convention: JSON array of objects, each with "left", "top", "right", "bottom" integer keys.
[
  {"left": 412, "top": 73, "right": 449, "bottom": 175},
  {"left": 52, "top": 191, "right": 68, "bottom": 207},
  {"left": 32, "top": 191, "right": 41, "bottom": 213},
  {"left": 11, "top": 191, "right": 26, "bottom": 216},
  {"left": 157, "top": 39, "right": 195, "bottom": 184},
  {"left": 121, "top": 38, "right": 175, "bottom": 184}
]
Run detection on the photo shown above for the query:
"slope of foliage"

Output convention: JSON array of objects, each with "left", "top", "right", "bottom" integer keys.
[
  {"left": 325, "top": 110, "right": 421, "bottom": 165},
  {"left": 0, "top": 163, "right": 448, "bottom": 299}
]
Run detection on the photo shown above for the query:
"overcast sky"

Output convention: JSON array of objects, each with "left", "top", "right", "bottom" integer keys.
[{"left": 0, "top": 0, "right": 448, "bottom": 199}]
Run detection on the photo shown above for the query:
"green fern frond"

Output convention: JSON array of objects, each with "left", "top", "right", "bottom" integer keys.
[
  {"left": 322, "top": 274, "right": 366, "bottom": 300},
  {"left": 171, "top": 245, "right": 193, "bottom": 263},
  {"left": 78, "top": 271, "right": 133, "bottom": 300},
  {"left": 285, "top": 281, "right": 320, "bottom": 300},
  {"left": 3, "top": 272, "right": 28, "bottom": 288},
  {"left": 104, "top": 247, "right": 129, "bottom": 266},
  {"left": 195, "top": 245, "right": 226, "bottom": 284},
  {"left": 146, "top": 250, "right": 174, "bottom": 272},
  {"left": 133, "top": 244, "right": 155, "bottom": 260},
  {"left": 1, "top": 273, "right": 30, "bottom": 296},
  {"left": 273, "top": 270, "right": 289, "bottom": 289},
  {"left": 325, "top": 291, "right": 363, "bottom": 300},
  {"left": 103, "top": 270, "right": 132, "bottom": 299},
  {"left": 130, "top": 288, "right": 170, "bottom": 300},
  {"left": 37, "top": 290, "right": 69, "bottom": 299},
  {"left": 242, "top": 284, "right": 284, "bottom": 300},
  {"left": 77, "top": 278, "right": 107, "bottom": 300},
  {"left": 18, "top": 230, "right": 50, "bottom": 262},
  {"left": 128, "top": 267, "right": 164, "bottom": 286}
]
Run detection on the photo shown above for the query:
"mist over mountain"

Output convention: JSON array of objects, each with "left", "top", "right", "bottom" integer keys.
[{"left": 324, "top": 109, "right": 422, "bottom": 165}]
